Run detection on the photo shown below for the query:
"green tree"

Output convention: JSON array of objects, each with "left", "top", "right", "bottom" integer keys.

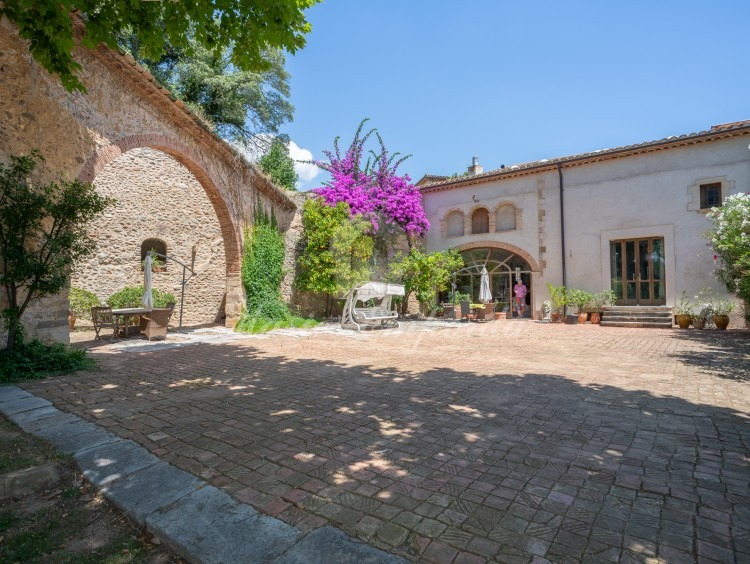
[
  {"left": 705, "top": 193, "right": 750, "bottom": 312},
  {"left": 389, "top": 248, "right": 463, "bottom": 314},
  {"left": 296, "top": 198, "right": 373, "bottom": 314},
  {"left": 1, "top": 0, "right": 319, "bottom": 93},
  {"left": 120, "top": 34, "right": 294, "bottom": 145},
  {"left": 329, "top": 216, "right": 373, "bottom": 294},
  {"left": 259, "top": 137, "right": 299, "bottom": 190},
  {"left": 0, "top": 151, "right": 114, "bottom": 350}
]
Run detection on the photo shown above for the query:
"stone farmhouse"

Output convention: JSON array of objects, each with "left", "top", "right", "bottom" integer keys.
[
  {"left": 0, "top": 18, "right": 301, "bottom": 346},
  {"left": 418, "top": 121, "right": 750, "bottom": 325}
]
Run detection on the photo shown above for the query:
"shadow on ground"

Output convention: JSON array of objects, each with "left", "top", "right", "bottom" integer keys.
[
  {"left": 20, "top": 339, "right": 750, "bottom": 563},
  {"left": 667, "top": 329, "right": 750, "bottom": 382}
]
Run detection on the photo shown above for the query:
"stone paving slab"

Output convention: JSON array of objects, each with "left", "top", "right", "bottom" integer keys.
[
  {"left": 8, "top": 404, "right": 60, "bottom": 426},
  {"left": 0, "top": 393, "right": 51, "bottom": 415},
  {"left": 146, "top": 484, "right": 302, "bottom": 563},
  {"left": 103, "top": 462, "right": 205, "bottom": 523},
  {"left": 74, "top": 439, "right": 161, "bottom": 487},
  {"left": 274, "top": 526, "right": 407, "bottom": 563},
  {"left": 29, "top": 417, "right": 120, "bottom": 455},
  {"left": 17, "top": 323, "right": 750, "bottom": 562},
  {"left": 0, "top": 384, "right": 37, "bottom": 403}
]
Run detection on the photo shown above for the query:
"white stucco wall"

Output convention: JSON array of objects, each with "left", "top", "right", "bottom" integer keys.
[{"left": 422, "top": 134, "right": 750, "bottom": 322}]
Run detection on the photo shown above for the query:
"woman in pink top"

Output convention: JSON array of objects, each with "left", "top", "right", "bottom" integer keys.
[{"left": 514, "top": 280, "right": 527, "bottom": 318}]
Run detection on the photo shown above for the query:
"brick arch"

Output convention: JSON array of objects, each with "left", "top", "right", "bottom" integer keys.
[
  {"left": 441, "top": 207, "right": 465, "bottom": 221},
  {"left": 455, "top": 240, "right": 541, "bottom": 272},
  {"left": 78, "top": 134, "right": 241, "bottom": 277},
  {"left": 493, "top": 200, "right": 517, "bottom": 213}
]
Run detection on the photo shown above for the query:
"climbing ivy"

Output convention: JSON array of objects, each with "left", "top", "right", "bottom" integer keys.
[{"left": 239, "top": 205, "right": 288, "bottom": 324}]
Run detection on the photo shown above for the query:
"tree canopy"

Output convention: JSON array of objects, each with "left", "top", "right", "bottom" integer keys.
[
  {"left": 119, "top": 33, "right": 294, "bottom": 146},
  {"left": 259, "top": 137, "right": 298, "bottom": 190},
  {"left": 1, "top": 0, "right": 319, "bottom": 93}
]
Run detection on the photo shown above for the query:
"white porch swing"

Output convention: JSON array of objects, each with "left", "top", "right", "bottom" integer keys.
[{"left": 341, "top": 282, "right": 405, "bottom": 331}]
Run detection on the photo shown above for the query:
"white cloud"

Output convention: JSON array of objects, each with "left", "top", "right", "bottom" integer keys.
[{"left": 288, "top": 140, "right": 321, "bottom": 186}]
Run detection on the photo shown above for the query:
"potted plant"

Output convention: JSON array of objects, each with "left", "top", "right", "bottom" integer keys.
[
  {"left": 569, "top": 289, "right": 593, "bottom": 323},
  {"left": 494, "top": 301, "right": 509, "bottom": 320},
  {"left": 546, "top": 282, "right": 568, "bottom": 323},
  {"left": 694, "top": 287, "right": 735, "bottom": 330},
  {"left": 675, "top": 290, "right": 693, "bottom": 329},
  {"left": 590, "top": 290, "right": 616, "bottom": 324},
  {"left": 711, "top": 296, "right": 735, "bottom": 330},
  {"left": 68, "top": 287, "right": 101, "bottom": 330}
]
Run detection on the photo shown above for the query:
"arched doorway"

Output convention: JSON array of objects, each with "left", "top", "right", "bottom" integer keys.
[{"left": 450, "top": 247, "right": 534, "bottom": 318}]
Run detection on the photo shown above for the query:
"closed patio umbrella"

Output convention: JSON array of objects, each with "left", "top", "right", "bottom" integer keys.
[
  {"left": 479, "top": 266, "right": 492, "bottom": 303},
  {"left": 142, "top": 254, "right": 153, "bottom": 311}
]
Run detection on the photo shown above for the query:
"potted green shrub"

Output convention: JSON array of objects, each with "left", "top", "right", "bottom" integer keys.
[
  {"left": 590, "top": 290, "right": 616, "bottom": 324},
  {"left": 546, "top": 283, "right": 568, "bottom": 323},
  {"left": 675, "top": 290, "right": 693, "bottom": 329},
  {"left": 68, "top": 287, "right": 101, "bottom": 330},
  {"left": 711, "top": 297, "right": 734, "bottom": 330},
  {"left": 569, "top": 289, "right": 593, "bottom": 323}
]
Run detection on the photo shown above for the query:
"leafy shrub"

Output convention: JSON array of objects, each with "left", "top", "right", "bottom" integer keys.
[
  {"left": 68, "top": 287, "right": 100, "bottom": 319},
  {"left": 236, "top": 204, "right": 319, "bottom": 334},
  {"left": 106, "top": 286, "right": 175, "bottom": 309},
  {"left": 239, "top": 206, "right": 288, "bottom": 322},
  {"left": 0, "top": 341, "right": 96, "bottom": 383}
]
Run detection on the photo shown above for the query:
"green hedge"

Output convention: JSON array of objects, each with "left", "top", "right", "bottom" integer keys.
[
  {"left": 68, "top": 287, "right": 100, "bottom": 319},
  {"left": 106, "top": 286, "right": 175, "bottom": 309}
]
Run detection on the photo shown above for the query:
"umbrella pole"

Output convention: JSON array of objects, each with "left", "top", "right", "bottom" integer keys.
[{"left": 178, "top": 265, "right": 186, "bottom": 332}]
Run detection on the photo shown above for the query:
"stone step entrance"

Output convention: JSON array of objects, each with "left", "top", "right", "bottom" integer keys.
[{"left": 600, "top": 306, "right": 673, "bottom": 328}]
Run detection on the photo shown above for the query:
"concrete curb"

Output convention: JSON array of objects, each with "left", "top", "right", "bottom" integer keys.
[{"left": 0, "top": 384, "right": 406, "bottom": 564}]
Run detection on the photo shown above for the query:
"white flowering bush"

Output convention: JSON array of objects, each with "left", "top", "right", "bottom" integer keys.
[{"left": 705, "top": 193, "right": 750, "bottom": 309}]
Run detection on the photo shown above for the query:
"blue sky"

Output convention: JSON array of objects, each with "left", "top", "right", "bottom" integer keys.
[{"left": 284, "top": 1, "right": 749, "bottom": 190}]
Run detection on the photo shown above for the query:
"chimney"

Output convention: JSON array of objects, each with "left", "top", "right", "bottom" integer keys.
[{"left": 467, "top": 156, "right": 483, "bottom": 176}]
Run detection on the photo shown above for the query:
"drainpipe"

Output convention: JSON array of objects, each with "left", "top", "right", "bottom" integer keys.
[{"left": 557, "top": 163, "right": 567, "bottom": 313}]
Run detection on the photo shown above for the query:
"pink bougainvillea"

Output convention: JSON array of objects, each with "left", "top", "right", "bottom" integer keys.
[{"left": 313, "top": 120, "right": 429, "bottom": 244}]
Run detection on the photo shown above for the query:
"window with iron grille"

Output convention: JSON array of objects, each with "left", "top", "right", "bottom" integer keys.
[{"left": 700, "top": 183, "right": 722, "bottom": 209}]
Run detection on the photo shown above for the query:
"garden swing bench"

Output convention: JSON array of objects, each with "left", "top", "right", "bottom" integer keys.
[{"left": 341, "top": 282, "right": 404, "bottom": 332}]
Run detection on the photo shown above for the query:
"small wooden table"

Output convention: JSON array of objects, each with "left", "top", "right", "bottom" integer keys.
[{"left": 111, "top": 308, "right": 150, "bottom": 337}]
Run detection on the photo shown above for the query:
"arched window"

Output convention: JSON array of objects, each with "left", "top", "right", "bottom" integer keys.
[
  {"left": 471, "top": 208, "right": 489, "bottom": 234},
  {"left": 446, "top": 211, "right": 464, "bottom": 237},
  {"left": 141, "top": 238, "right": 167, "bottom": 271},
  {"left": 495, "top": 204, "right": 516, "bottom": 231}
]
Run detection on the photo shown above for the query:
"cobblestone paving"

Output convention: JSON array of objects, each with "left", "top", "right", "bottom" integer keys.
[{"left": 24, "top": 322, "right": 750, "bottom": 563}]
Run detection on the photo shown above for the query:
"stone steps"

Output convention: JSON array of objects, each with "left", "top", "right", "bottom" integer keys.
[{"left": 600, "top": 306, "right": 673, "bottom": 328}]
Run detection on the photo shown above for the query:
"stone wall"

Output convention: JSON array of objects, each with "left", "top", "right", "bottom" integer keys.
[
  {"left": 71, "top": 148, "right": 226, "bottom": 325},
  {"left": 0, "top": 18, "right": 297, "bottom": 346}
]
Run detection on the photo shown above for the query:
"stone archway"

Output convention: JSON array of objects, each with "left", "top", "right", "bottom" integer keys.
[
  {"left": 456, "top": 240, "right": 541, "bottom": 273},
  {"left": 78, "top": 135, "right": 243, "bottom": 325},
  {"left": 454, "top": 241, "right": 541, "bottom": 319}
]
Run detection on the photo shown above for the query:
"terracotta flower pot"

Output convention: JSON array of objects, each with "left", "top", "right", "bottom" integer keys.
[
  {"left": 676, "top": 314, "right": 691, "bottom": 329},
  {"left": 550, "top": 312, "right": 562, "bottom": 323},
  {"left": 713, "top": 314, "right": 730, "bottom": 330},
  {"left": 578, "top": 312, "right": 588, "bottom": 323},
  {"left": 68, "top": 313, "right": 76, "bottom": 331},
  {"left": 590, "top": 312, "right": 601, "bottom": 324}
]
